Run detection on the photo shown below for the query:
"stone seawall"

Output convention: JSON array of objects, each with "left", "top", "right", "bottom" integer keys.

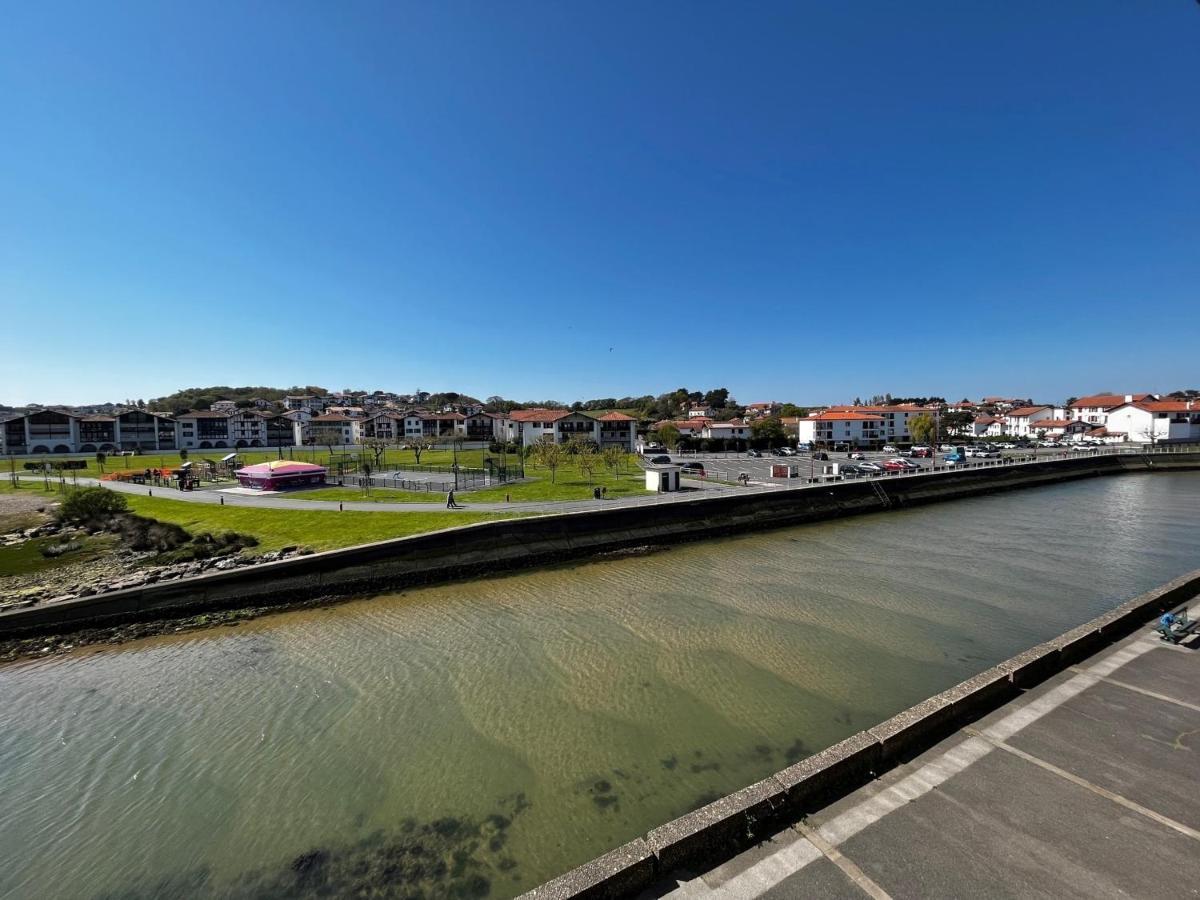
[
  {"left": 520, "top": 568, "right": 1200, "bottom": 900},
  {"left": 1, "top": 451, "right": 1197, "bottom": 638}
]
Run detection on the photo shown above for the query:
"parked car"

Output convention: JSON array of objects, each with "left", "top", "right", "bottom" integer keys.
[
  {"left": 649, "top": 455, "right": 672, "bottom": 464},
  {"left": 882, "top": 445, "right": 899, "bottom": 454},
  {"left": 746, "top": 450, "right": 763, "bottom": 458},
  {"left": 882, "top": 459, "right": 909, "bottom": 472},
  {"left": 939, "top": 444, "right": 956, "bottom": 452},
  {"left": 849, "top": 451, "right": 866, "bottom": 460},
  {"left": 859, "top": 461, "right": 884, "bottom": 474},
  {"left": 680, "top": 461, "right": 707, "bottom": 474},
  {"left": 910, "top": 446, "right": 933, "bottom": 458},
  {"left": 812, "top": 451, "right": 829, "bottom": 461},
  {"left": 779, "top": 447, "right": 796, "bottom": 456},
  {"left": 943, "top": 449, "right": 967, "bottom": 464},
  {"left": 839, "top": 464, "right": 864, "bottom": 476},
  {"left": 894, "top": 458, "right": 920, "bottom": 470},
  {"left": 795, "top": 443, "right": 812, "bottom": 452}
]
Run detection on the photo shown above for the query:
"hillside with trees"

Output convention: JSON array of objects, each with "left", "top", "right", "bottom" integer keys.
[{"left": 148, "top": 386, "right": 322, "bottom": 415}]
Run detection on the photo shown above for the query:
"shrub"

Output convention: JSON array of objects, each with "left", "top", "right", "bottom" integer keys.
[{"left": 57, "top": 487, "right": 128, "bottom": 525}]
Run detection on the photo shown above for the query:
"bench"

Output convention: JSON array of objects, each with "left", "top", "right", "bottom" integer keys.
[{"left": 1156, "top": 608, "right": 1199, "bottom": 645}]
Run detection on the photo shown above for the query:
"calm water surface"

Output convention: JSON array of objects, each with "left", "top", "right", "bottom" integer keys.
[{"left": 1, "top": 473, "right": 1198, "bottom": 898}]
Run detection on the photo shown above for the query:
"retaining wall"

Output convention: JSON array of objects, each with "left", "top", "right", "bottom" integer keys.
[
  {"left": 2, "top": 452, "right": 1197, "bottom": 638},
  {"left": 520, "top": 568, "right": 1200, "bottom": 900}
]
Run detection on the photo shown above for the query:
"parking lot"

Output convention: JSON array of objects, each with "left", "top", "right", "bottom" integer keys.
[{"left": 644, "top": 445, "right": 1091, "bottom": 486}]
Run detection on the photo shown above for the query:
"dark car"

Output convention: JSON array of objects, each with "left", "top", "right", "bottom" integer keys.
[
  {"left": 746, "top": 450, "right": 763, "bottom": 458},
  {"left": 680, "top": 461, "right": 706, "bottom": 476},
  {"left": 649, "top": 455, "right": 671, "bottom": 464}
]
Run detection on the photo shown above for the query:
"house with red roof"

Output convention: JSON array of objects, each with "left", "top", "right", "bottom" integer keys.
[
  {"left": 1101, "top": 399, "right": 1200, "bottom": 444},
  {"left": 823, "top": 404, "right": 938, "bottom": 445},
  {"left": 795, "top": 410, "right": 885, "bottom": 448},
  {"left": 1068, "top": 393, "right": 1157, "bottom": 427},
  {"left": 498, "top": 409, "right": 635, "bottom": 451}
]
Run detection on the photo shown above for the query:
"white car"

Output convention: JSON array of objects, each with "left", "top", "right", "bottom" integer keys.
[{"left": 882, "top": 445, "right": 899, "bottom": 454}]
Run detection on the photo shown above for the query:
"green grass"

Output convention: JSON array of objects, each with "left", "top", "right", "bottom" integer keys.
[
  {"left": 465, "top": 462, "right": 645, "bottom": 502},
  {"left": 4, "top": 445, "right": 503, "bottom": 481},
  {"left": 269, "top": 486, "right": 442, "bottom": 504},
  {"left": 0, "top": 533, "right": 118, "bottom": 578},
  {"left": 122, "top": 495, "right": 523, "bottom": 553}
]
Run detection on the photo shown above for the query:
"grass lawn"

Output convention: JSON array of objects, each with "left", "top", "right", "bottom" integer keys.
[
  {"left": 465, "top": 461, "right": 646, "bottom": 502},
  {"left": 0, "top": 533, "right": 118, "bottom": 578},
  {"left": 122, "top": 495, "right": 522, "bottom": 553},
  {"left": 269, "top": 486, "right": 442, "bottom": 504}
]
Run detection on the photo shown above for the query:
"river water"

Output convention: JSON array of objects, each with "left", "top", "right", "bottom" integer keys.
[{"left": 1, "top": 472, "right": 1198, "bottom": 898}]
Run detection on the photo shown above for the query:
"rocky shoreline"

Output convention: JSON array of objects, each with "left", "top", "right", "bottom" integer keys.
[{"left": 2, "top": 520, "right": 313, "bottom": 614}]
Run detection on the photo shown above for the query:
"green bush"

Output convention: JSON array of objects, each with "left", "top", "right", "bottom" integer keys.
[{"left": 57, "top": 487, "right": 129, "bottom": 524}]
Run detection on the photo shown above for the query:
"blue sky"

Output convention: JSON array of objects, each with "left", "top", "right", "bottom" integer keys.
[{"left": 2, "top": 1, "right": 1197, "bottom": 407}]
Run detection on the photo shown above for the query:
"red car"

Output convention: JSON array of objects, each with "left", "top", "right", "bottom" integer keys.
[{"left": 882, "top": 459, "right": 907, "bottom": 472}]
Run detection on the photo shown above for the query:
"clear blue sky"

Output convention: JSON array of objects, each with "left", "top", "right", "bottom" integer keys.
[{"left": 2, "top": 1, "right": 1197, "bottom": 407}]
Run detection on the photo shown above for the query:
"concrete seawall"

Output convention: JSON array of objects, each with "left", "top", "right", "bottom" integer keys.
[
  {"left": 519, "top": 568, "right": 1200, "bottom": 900},
  {"left": 2, "top": 451, "right": 1197, "bottom": 638}
]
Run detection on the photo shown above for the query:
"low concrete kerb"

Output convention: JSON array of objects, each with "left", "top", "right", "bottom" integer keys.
[{"left": 524, "top": 568, "right": 1200, "bottom": 899}]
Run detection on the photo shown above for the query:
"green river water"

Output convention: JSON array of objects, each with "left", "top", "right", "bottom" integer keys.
[{"left": 1, "top": 472, "right": 1198, "bottom": 898}]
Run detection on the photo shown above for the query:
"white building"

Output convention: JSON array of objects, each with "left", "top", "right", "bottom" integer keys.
[
  {"left": 1003, "top": 405, "right": 1054, "bottom": 437},
  {"left": 822, "top": 405, "right": 938, "bottom": 444},
  {"left": 499, "top": 409, "right": 635, "bottom": 451},
  {"left": 795, "top": 410, "right": 885, "bottom": 447},
  {"left": 1102, "top": 400, "right": 1200, "bottom": 444},
  {"left": 970, "top": 415, "right": 1006, "bottom": 437},
  {"left": 702, "top": 420, "right": 752, "bottom": 443},
  {"left": 1068, "top": 393, "right": 1156, "bottom": 427},
  {"left": 305, "top": 413, "right": 359, "bottom": 446}
]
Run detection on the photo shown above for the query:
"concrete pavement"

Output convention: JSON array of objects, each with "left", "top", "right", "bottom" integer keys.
[
  {"left": 653, "top": 623, "right": 1200, "bottom": 900},
  {"left": 15, "top": 475, "right": 750, "bottom": 514}
]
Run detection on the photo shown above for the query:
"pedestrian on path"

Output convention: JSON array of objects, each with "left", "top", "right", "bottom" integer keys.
[{"left": 446, "top": 489, "right": 462, "bottom": 509}]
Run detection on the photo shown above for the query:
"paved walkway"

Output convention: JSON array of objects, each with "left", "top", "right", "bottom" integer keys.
[
  {"left": 655, "top": 621, "right": 1200, "bottom": 899},
  {"left": 17, "top": 476, "right": 751, "bottom": 514}
]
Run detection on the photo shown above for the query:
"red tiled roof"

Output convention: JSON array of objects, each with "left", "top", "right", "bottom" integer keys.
[
  {"left": 1135, "top": 401, "right": 1198, "bottom": 413},
  {"left": 1006, "top": 405, "right": 1051, "bottom": 418},
  {"left": 805, "top": 411, "right": 885, "bottom": 422},
  {"left": 510, "top": 409, "right": 571, "bottom": 422},
  {"left": 1070, "top": 393, "right": 1153, "bottom": 409},
  {"left": 311, "top": 413, "right": 353, "bottom": 422},
  {"left": 826, "top": 404, "right": 927, "bottom": 413},
  {"left": 180, "top": 410, "right": 231, "bottom": 418},
  {"left": 597, "top": 412, "right": 634, "bottom": 421}
]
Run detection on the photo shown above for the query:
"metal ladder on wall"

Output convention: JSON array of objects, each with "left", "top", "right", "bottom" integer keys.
[{"left": 870, "top": 479, "right": 892, "bottom": 508}]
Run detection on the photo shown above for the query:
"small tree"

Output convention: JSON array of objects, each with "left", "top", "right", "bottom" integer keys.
[
  {"left": 58, "top": 487, "right": 128, "bottom": 525},
  {"left": 909, "top": 413, "right": 936, "bottom": 446},
  {"left": 361, "top": 436, "right": 389, "bottom": 468},
  {"left": 407, "top": 435, "right": 438, "bottom": 465},
  {"left": 602, "top": 446, "right": 624, "bottom": 477},
  {"left": 575, "top": 442, "right": 599, "bottom": 484},
  {"left": 657, "top": 423, "right": 681, "bottom": 451},
  {"left": 750, "top": 416, "right": 786, "bottom": 448},
  {"left": 532, "top": 438, "right": 566, "bottom": 483}
]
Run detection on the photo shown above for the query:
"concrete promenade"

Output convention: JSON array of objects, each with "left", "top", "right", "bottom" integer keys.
[
  {"left": 14, "top": 475, "right": 746, "bottom": 514},
  {"left": 653, "top": 622, "right": 1200, "bottom": 900}
]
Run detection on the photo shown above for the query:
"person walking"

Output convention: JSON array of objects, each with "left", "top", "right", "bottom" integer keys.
[{"left": 446, "top": 489, "right": 456, "bottom": 509}]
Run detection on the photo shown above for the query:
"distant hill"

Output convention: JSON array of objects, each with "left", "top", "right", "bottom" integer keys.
[{"left": 148, "top": 386, "right": 320, "bottom": 415}]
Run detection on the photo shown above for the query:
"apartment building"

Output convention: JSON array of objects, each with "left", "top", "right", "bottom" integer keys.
[
  {"left": 2, "top": 409, "right": 178, "bottom": 454},
  {"left": 795, "top": 410, "right": 885, "bottom": 448},
  {"left": 1068, "top": 393, "right": 1156, "bottom": 427},
  {"left": 822, "top": 404, "right": 938, "bottom": 443},
  {"left": 499, "top": 410, "right": 636, "bottom": 451}
]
